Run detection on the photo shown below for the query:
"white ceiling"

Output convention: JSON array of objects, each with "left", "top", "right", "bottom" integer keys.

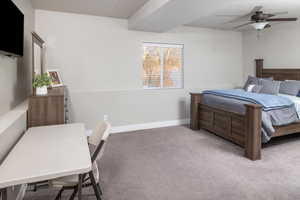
[
  {"left": 31, "top": 0, "right": 300, "bottom": 32},
  {"left": 30, "top": 0, "right": 149, "bottom": 19}
]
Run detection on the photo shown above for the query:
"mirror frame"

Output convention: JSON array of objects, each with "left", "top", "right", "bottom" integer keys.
[{"left": 31, "top": 32, "right": 45, "bottom": 84}]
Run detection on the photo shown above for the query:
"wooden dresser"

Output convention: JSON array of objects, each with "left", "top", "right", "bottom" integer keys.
[{"left": 28, "top": 87, "right": 67, "bottom": 128}]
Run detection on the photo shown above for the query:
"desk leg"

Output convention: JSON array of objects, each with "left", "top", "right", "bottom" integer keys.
[
  {"left": 78, "top": 174, "right": 83, "bottom": 200},
  {"left": 0, "top": 188, "right": 7, "bottom": 200}
]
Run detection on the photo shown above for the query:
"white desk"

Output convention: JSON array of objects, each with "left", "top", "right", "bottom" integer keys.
[{"left": 0, "top": 123, "right": 91, "bottom": 200}]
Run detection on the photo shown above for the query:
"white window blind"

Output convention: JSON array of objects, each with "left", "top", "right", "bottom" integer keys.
[{"left": 143, "top": 43, "right": 184, "bottom": 89}]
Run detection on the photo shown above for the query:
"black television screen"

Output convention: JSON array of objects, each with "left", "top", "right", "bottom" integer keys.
[{"left": 0, "top": 0, "right": 24, "bottom": 56}]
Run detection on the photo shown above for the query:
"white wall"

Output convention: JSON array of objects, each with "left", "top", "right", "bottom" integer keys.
[
  {"left": 243, "top": 21, "right": 300, "bottom": 79},
  {"left": 0, "top": 0, "right": 35, "bottom": 116},
  {"left": 0, "top": 1, "right": 34, "bottom": 199},
  {"left": 35, "top": 10, "right": 243, "bottom": 128}
]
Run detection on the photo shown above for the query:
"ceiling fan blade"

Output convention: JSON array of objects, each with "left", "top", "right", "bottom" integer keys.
[
  {"left": 267, "top": 18, "right": 297, "bottom": 21},
  {"left": 226, "top": 6, "right": 263, "bottom": 24},
  {"left": 263, "top": 12, "right": 288, "bottom": 19},
  {"left": 234, "top": 22, "right": 254, "bottom": 29}
]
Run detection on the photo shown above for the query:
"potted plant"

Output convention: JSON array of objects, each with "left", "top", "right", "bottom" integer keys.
[{"left": 33, "top": 73, "right": 52, "bottom": 95}]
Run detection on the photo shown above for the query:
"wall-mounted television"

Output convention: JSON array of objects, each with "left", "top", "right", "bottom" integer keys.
[{"left": 0, "top": 0, "right": 24, "bottom": 57}]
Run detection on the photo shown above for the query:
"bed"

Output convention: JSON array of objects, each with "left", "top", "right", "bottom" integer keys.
[{"left": 190, "top": 59, "right": 300, "bottom": 160}]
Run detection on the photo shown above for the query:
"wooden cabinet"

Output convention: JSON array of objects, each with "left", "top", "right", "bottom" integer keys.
[{"left": 28, "top": 87, "right": 67, "bottom": 128}]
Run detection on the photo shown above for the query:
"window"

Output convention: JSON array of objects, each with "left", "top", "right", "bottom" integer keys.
[{"left": 143, "top": 43, "right": 183, "bottom": 89}]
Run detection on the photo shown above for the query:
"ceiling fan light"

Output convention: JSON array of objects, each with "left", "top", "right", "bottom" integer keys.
[{"left": 251, "top": 22, "right": 269, "bottom": 30}]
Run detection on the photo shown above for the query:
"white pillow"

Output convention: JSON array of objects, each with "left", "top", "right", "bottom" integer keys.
[
  {"left": 246, "top": 84, "right": 255, "bottom": 92},
  {"left": 246, "top": 84, "right": 263, "bottom": 93}
]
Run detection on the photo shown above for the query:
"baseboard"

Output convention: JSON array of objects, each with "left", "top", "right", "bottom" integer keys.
[{"left": 111, "top": 119, "right": 190, "bottom": 134}]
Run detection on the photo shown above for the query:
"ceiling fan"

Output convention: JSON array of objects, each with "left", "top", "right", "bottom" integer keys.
[{"left": 222, "top": 6, "right": 298, "bottom": 30}]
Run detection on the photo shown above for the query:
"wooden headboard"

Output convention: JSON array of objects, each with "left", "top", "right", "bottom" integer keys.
[{"left": 256, "top": 59, "right": 300, "bottom": 81}]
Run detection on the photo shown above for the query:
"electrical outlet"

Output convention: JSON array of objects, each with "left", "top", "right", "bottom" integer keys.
[{"left": 103, "top": 115, "right": 108, "bottom": 121}]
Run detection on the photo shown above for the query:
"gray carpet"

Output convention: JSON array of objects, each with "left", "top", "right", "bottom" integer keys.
[{"left": 24, "top": 126, "right": 300, "bottom": 200}]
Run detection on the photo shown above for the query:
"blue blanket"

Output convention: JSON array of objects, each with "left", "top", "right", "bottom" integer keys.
[{"left": 202, "top": 89, "right": 294, "bottom": 111}]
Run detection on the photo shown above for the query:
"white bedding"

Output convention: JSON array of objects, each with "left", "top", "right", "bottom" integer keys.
[{"left": 279, "top": 93, "right": 300, "bottom": 117}]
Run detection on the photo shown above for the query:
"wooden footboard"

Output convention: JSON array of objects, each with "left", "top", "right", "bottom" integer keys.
[{"left": 190, "top": 93, "right": 262, "bottom": 160}]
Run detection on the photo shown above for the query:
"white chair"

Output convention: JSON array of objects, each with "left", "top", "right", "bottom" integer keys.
[{"left": 49, "top": 121, "right": 111, "bottom": 200}]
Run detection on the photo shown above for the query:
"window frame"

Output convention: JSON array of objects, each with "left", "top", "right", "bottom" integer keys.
[{"left": 142, "top": 42, "right": 184, "bottom": 90}]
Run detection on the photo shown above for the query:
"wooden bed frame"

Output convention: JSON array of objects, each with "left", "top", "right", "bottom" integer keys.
[{"left": 190, "top": 59, "right": 300, "bottom": 160}]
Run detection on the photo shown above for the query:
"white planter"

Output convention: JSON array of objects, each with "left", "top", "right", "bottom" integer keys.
[{"left": 36, "top": 86, "right": 48, "bottom": 96}]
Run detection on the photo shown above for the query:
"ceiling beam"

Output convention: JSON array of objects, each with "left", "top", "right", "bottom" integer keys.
[{"left": 128, "top": 0, "right": 232, "bottom": 32}]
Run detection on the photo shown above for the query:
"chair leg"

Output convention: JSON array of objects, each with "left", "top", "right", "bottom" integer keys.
[
  {"left": 89, "top": 171, "right": 102, "bottom": 200},
  {"left": 55, "top": 188, "right": 64, "bottom": 200},
  {"left": 68, "top": 187, "right": 78, "bottom": 200},
  {"left": 97, "top": 183, "right": 103, "bottom": 195},
  {"left": 97, "top": 171, "right": 103, "bottom": 195}
]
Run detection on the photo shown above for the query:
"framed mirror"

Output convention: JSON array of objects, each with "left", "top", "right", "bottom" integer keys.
[{"left": 32, "top": 32, "right": 45, "bottom": 82}]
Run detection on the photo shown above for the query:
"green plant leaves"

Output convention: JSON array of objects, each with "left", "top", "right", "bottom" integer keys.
[{"left": 32, "top": 73, "right": 52, "bottom": 88}]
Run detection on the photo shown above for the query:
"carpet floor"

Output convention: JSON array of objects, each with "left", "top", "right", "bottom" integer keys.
[{"left": 24, "top": 126, "right": 300, "bottom": 200}]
